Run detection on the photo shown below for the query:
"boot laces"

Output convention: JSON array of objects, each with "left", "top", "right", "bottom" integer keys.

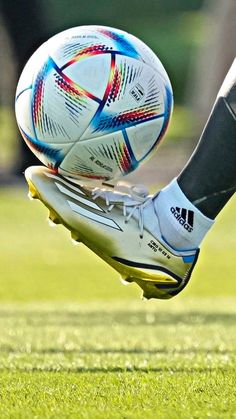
[{"left": 92, "top": 182, "right": 153, "bottom": 238}]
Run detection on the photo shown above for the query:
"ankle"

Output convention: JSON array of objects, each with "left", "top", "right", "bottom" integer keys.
[{"left": 154, "top": 179, "right": 214, "bottom": 250}]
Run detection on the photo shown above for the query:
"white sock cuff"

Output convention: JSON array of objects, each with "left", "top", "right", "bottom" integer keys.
[{"left": 155, "top": 178, "right": 215, "bottom": 250}]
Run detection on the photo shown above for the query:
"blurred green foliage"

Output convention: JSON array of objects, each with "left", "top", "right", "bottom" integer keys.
[
  {"left": 42, "top": 0, "right": 205, "bottom": 103},
  {"left": 0, "top": 107, "right": 17, "bottom": 167}
]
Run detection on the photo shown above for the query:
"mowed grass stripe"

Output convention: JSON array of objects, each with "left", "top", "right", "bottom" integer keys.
[
  {"left": 0, "top": 370, "right": 235, "bottom": 419},
  {"left": 0, "top": 300, "right": 235, "bottom": 418}
]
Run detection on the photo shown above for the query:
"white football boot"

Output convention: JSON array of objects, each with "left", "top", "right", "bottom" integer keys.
[{"left": 25, "top": 166, "right": 199, "bottom": 300}]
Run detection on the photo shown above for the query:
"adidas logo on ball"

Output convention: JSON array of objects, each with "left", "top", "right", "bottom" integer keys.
[{"left": 170, "top": 207, "right": 194, "bottom": 233}]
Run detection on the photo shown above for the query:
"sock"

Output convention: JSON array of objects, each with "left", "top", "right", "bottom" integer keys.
[{"left": 154, "top": 178, "right": 214, "bottom": 250}]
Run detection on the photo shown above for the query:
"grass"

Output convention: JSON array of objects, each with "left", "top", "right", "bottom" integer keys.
[
  {"left": 0, "top": 187, "right": 235, "bottom": 417},
  {"left": 0, "top": 301, "right": 235, "bottom": 417}
]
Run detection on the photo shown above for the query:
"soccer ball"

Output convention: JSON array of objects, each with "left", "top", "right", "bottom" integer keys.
[{"left": 15, "top": 25, "right": 173, "bottom": 180}]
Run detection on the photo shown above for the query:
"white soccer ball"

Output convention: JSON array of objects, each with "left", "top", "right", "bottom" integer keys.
[{"left": 15, "top": 25, "right": 173, "bottom": 180}]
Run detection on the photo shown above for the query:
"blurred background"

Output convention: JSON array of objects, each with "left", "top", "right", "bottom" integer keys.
[
  {"left": 0, "top": 0, "right": 235, "bottom": 302},
  {"left": 0, "top": 0, "right": 235, "bottom": 182}
]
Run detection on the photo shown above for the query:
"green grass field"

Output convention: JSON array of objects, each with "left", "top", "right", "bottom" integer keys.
[{"left": 0, "top": 186, "right": 235, "bottom": 418}]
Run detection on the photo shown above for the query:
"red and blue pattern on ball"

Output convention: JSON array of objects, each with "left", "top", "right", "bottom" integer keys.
[{"left": 16, "top": 27, "right": 172, "bottom": 177}]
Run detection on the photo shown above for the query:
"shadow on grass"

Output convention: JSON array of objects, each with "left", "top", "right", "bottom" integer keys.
[
  {"left": 0, "top": 310, "right": 235, "bottom": 326},
  {"left": 41, "top": 347, "right": 236, "bottom": 355},
  {"left": 0, "top": 365, "right": 234, "bottom": 374},
  {"left": 0, "top": 345, "right": 235, "bottom": 355}
]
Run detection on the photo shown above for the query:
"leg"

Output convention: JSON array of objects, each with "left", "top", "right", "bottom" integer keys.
[
  {"left": 178, "top": 59, "right": 236, "bottom": 219},
  {"left": 155, "top": 60, "right": 236, "bottom": 250}
]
